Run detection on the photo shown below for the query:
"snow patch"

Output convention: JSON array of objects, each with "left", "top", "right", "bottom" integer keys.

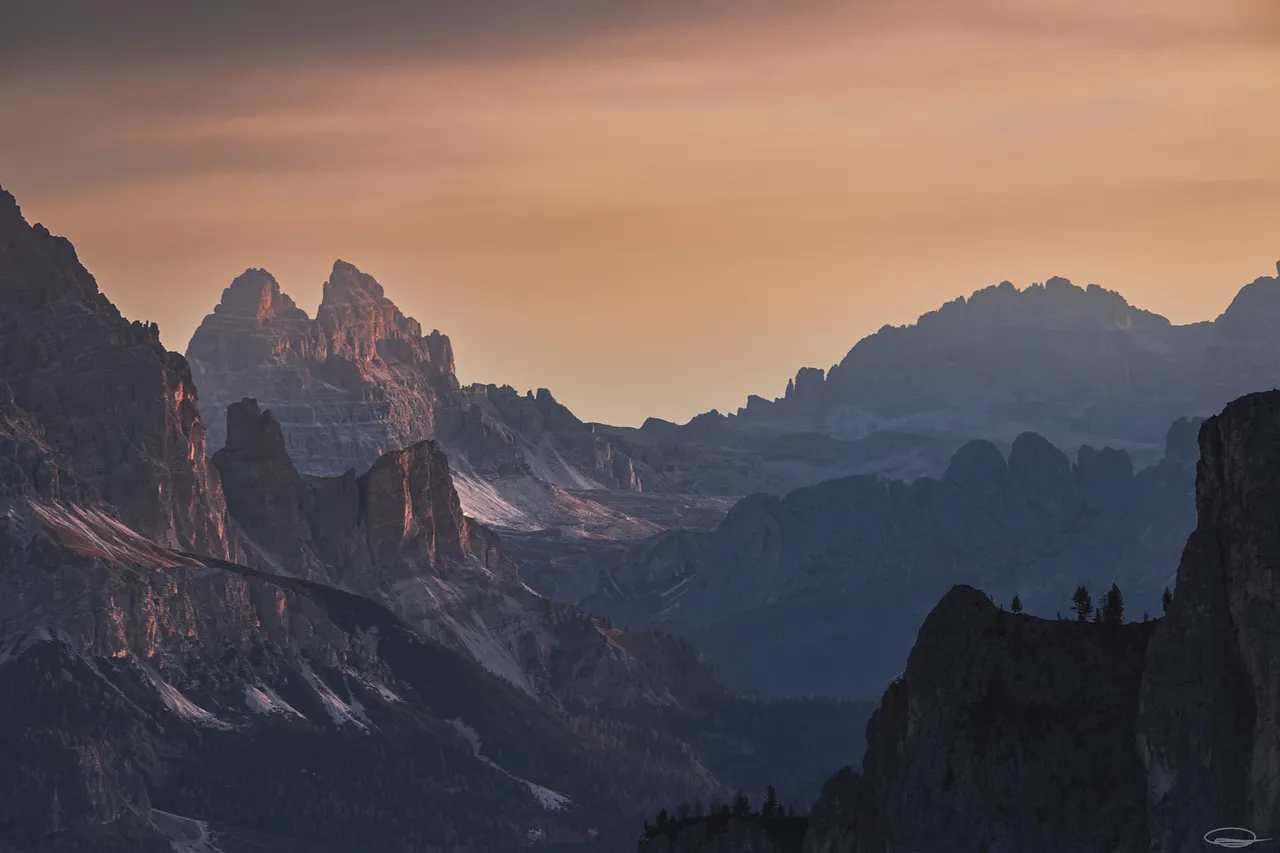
[
  {"left": 141, "top": 667, "right": 232, "bottom": 730},
  {"left": 449, "top": 719, "right": 572, "bottom": 811},
  {"left": 299, "top": 663, "right": 369, "bottom": 730},
  {"left": 244, "top": 683, "right": 305, "bottom": 719},
  {"left": 151, "top": 809, "right": 225, "bottom": 853}
]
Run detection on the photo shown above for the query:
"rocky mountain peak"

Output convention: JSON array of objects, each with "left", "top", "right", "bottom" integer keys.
[
  {"left": 917, "top": 275, "right": 1167, "bottom": 333},
  {"left": 0, "top": 183, "right": 102, "bottom": 305},
  {"left": 212, "top": 268, "right": 308, "bottom": 323},
  {"left": 322, "top": 258, "right": 389, "bottom": 306},
  {"left": 316, "top": 260, "right": 442, "bottom": 368},
  {"left": 1214, "top": 267, "right": 1280, "bottom": 335}
]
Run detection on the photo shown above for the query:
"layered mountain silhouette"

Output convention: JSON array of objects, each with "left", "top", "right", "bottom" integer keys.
[
  {"left": 642, "top": 391, "right": 1280, "bottom": 852},
  {"left": 800, "top": 391, "right": 1280, "bottom": 853},
  {"left": 0, "top": 186, "right": 867, "bottom": 852},
  {"left": 535, "top": 419, "right": 1198, "bottom": 699},
  {"left": 613, "top": 270, "right": 1280, "bottom": 493}
]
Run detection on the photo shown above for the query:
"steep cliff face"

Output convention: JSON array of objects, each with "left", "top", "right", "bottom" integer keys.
[
  {"left": 188, "top": 264, "right": 456, "bottom": 476},
  {"left": 0, "top": 186, "right": 232, "bottom": 557},
  {"left": 1138, "top": 391, "right": 1280, "bottom": 852},
  {"left": 213, "top": 398, "right": 714, "bottom": 709},
  {"left": 550, "top": 421, "right": 1197, "bottom": 699},
  {"left": 187, "top": 264, "right": 654, "bottom": 534},
  {"left": 804, "top": 587, "right": 1153, "bottom": 853},
  {"left": 802, "top": 390, "right": 1280, "bottom": 853}
]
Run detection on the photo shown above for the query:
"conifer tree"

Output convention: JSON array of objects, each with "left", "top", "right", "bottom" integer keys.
[
  {"left": 1162, "top": 587, "right": 1173, "bottom": 613},
  {"left": 1101, "top": 583, "right": 1125, "bottom": 626},
  {"left": 731, "top": 791, "right": 752, "bottom": 817},
  {"left": 1072, "top": 586, "right": 1093, "bottom": 622},
  {"left": 762, "top": 785, "right": 780, "bottom": 818},
  {"left": 1011, "top": 595, "right": 1023, "bottom": 614}
]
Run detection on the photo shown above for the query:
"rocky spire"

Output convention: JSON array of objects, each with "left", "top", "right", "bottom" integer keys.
[{"left": 210, "top": 268, "right": 309, "bottom": 322}]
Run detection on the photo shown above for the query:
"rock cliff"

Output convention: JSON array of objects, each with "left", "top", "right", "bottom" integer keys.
[
  {"left": 0, "top": 187, "right": 233, "bottom": 557},
  {"left": 1138, "top": 391, "right": 1280, "bottom": 852},
  {"left": 803, "top": 587, "right": 1153, "bottom": 853},
  {"left": 213, "top": 397, "right": 702, "bottom": 708},
  {"left": 803, "top": 390, "right": 1280, "bottom": 852}
]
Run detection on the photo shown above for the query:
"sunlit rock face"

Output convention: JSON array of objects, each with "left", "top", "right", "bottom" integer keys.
[
  {"left": 187, "top": 262, "right": 655, "bottom": 534},
  {"left": 212, "top": 398, "right": 717, "bottom": 710},
  {"left": 0, "top": 186, "right": 233, "bottom": 558},
  {"left": 188, "top": 262, "right": 457, "bottom": 478}
]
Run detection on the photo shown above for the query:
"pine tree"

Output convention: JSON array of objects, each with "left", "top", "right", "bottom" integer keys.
[
  {"left": 1162, "top": 587, "right": 1173, "bottom": 613},
  {"left": 1011, "top": 595, "right": 1023, "bottom": 614},
  {"left": 1143, "top": 611, "right": 1149, "bottom": 622},
  {"left": 656, "top": 808, "right": 670, "bottom": 829},
  {"left": 1072, "top": 586, "right": 1093, "bottom": 622},
  {"left": 762, "top": 785, "right": 780, "bottom": 818},
  {"left": 677, "top": 802, "right": 691, "bottom": 821},
  {"left": 1101, "top": 583, "right": 1125, "bottom": 626},
  {"left": 731, "top": 791, "right": 752, "bottom": 817}
]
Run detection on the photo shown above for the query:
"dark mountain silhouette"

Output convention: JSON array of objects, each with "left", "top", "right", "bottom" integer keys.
[
  {"left": 533, "top": 419, "right": 1198, "bottom": 699},
  {"left": 607, "top": 270, "right": 1280, "bottom": 494},
  {"left": 800, "top": 391, "right": 1280, "bottom": 852}
]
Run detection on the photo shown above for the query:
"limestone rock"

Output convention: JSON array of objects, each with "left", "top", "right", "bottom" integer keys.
[{"left": 0, "top": 185, "right": 232, "bottom": 557}]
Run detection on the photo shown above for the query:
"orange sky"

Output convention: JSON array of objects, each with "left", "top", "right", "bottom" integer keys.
[{"left": 2, "top": 0, "right": 1279, "bottom": 426}]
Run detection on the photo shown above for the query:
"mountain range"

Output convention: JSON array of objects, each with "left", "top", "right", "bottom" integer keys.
[
  {"left": 532, "top": 418, "right": 1199, "bottom": 699},
  {"left": 7, "top": 170, "right": 1280, "bottom": 852},
  {"left": 0, "top": 185, "right": 866, "bottom": 852},
  {"left": 641, "top": 390, "right": 1280, "bottom": 852}
]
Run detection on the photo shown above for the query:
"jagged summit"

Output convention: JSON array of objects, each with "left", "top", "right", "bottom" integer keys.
[
  {"left": 1214, "top": 265, "right": 1280, "bottom": 333},
  {"left": 211, "top": 268, "right": 310, "bottom": 322},
  {"left": 322, "top": 258, "right": 391, "bottom": 306}
]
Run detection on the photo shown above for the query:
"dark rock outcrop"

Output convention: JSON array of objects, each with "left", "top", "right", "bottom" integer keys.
[
  {"left": 804, "top": 587, "right": 1153, "bottom": 853},
  {"left": 1138, "top": 391, "right": 1280, "bottom": 852},
  {"left": 803, "top": 390, "right": 1280, "bottom": 852}
]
